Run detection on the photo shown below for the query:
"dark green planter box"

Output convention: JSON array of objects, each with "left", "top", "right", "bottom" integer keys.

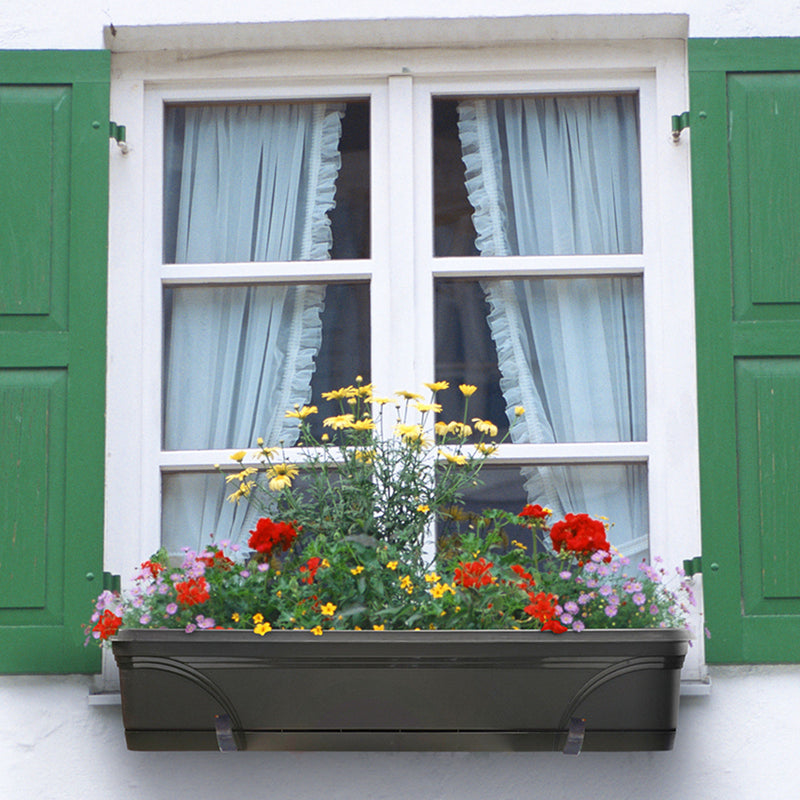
[{"left": 112, "top": 628, "right": 690, "bottom": 752}]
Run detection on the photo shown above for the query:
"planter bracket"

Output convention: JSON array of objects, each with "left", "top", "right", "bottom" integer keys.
[
  {"left": 563, "top": 717, "right": 586, "bottom": 755},
  {"left": 214, "top": 714, "right": 239, "bottom": 752}
]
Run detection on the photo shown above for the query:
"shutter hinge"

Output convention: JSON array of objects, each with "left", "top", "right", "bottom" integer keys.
[
  {"left": 109, "top": 120, "right": 130, "bottom": 154},
  {"left": 671, "top": 111, "right": 690, "bottom": 143},
  {"left": 682, "top": 556, "right": 702, "bottom": 577},
  {"left": 102, "top": 571, "right": 121, "bottom": 592}
]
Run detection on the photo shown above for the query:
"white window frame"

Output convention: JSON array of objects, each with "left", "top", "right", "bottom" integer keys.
[{"left": 105, "top": 23, "right": 705, "bottom": 679}]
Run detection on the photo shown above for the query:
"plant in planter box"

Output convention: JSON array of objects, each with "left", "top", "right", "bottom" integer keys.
[
  {"left": 87, "top": 380, "right": 697, "bottom": 752},
  {"left": 86, "top": 379, "right": 695, "bottom": 640}
]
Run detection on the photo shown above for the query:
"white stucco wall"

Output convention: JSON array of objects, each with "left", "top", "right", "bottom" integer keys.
[
  {"left": 2, "top": 667, "right": 800, "bottom": 800},
  {"left": 6, "top": 0, "right": 800, "bottom": 48},
  {"left": 2, "top": 4, "right": 800, "bottom": 799}
]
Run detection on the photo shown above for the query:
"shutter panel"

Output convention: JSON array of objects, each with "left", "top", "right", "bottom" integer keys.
[
  {"left": 690, "top": 39, "right": 800, "bottom": 662},
  {"left": 0, "top": 51, "right": 108, "bottom": 673}
]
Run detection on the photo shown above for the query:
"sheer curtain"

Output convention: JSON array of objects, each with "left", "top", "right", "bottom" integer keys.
[
  {"left": 457, "top": 95, "right": 648, "bottom": 559},
  {"left": 162, "top": 103, "right": 343, "bottom": 551}
]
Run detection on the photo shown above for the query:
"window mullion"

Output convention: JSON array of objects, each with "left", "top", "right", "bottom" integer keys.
[{"left": 376, "top": 74, "right": 418, "bottom": 393}]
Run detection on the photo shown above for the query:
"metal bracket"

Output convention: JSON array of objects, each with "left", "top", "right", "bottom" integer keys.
[
  {"left": 109, "top": 120, "right": 130, "bottom": 154},
  {"left": 683, "top": 556, "right": 702, "bottom": 577},
  {"left": 671, "top": 111, "right": 690, "bottom": 143},
  {"left": 102, "top": 571, "right": 121, "bottom": 592},
  {"left": 563, "top": 716, "right": 586, "bottom": 755},
  {"left": 214, "top": 713, "right": 239, "bottom": 751}
]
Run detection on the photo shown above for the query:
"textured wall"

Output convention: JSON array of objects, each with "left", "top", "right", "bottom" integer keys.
[
  {"left": 5, "top": 1, "right": 800, "bottom": 49},
  {"left": 2, "top": 668, "right": 799, "bottom": 800}
]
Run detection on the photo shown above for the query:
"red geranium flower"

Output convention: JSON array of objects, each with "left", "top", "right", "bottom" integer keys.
[
  {"left": 524, "top": 591, "right": 558, "bottom": 624},
  {"left": 550, "top": 513, "right": 610, "bottom": 558},
  {"left": 541, "top": 619, "right": 569, "bottom": 634},
  {"left": 510, "top": 564, "right": 535, "bottom": 588},
  {"left": 175, "top": 576, "right": 210, "bottom": 607},
  {"left": 248, "top": 517, "right": 299, "bottom": 557},
  {"left": 198, "top": 549, "right": 235, "bottom": 570},
  {"left": 140, "top": 559, "right": 165, "bottom": 579},
  {"left": 454, "top": 557, "right": 494, "bottom": 589},
  {"left": 519, "top": 504, "right": 550, "bottom": 520},
  {"left": 92, "top": 609, "right": 123, "bottom": 640}
]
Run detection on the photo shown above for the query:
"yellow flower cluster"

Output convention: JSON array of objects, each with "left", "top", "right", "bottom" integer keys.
[{"left": 429, "top": 582, "right": 456, "bottom": 599}]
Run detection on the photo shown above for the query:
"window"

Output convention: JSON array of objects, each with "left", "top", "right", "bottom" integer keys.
[{"left": 106, "top": 23, "right": 702, "bottom": 673}]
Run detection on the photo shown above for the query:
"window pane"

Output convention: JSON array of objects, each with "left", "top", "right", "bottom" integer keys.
[
  {"left": 435, "top": 277, "right": 645, "bottom": 443},
  {"left": 433, "top": 94, "right": 641, "bottom": 257},
  {"left": 162, "top": 471, "right": 261, "bottom": 553},
  {"left": 162, "top": 282, "right": 369, "bottom": 450},
  {"left": 163, "top": 100, "right": 369, "bottom": 263},
  {"left": 451, "top": 463, "right": 648, "bottom": 562}
]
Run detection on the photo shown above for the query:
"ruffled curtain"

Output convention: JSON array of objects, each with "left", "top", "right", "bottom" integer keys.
[
  {"left": 457, "top": 95, "right": 648, "bottom": 559},
  {"left": 162, "top": 103, "right": 343, "bottom": 551}
]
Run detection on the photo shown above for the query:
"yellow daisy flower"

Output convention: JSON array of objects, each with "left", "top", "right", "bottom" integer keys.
[
  {"left": 395, "top": 390, "right": 424, "bottom": 401},
  {"left": 266, "top": 463, "right": 299, "bottom": 491},
  {"left": 323, "top": 413, "right": 356, "bottom": 430},
  {"left": 285, "top": 404, "right": 318, "bottom": 419},
  {"left": 472, "top": 418, "right": 499, "bottom": 437},
  {"left": 459, "top": 384, "right": 478, "bottom": 396}
]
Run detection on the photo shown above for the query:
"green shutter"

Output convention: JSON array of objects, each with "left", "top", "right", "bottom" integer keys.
[
  {"left": 0, "top": 51, "right": 109, "bottom": 673},
  {"left": 690, "top": 39, "right": 800, "bottom": 662}
]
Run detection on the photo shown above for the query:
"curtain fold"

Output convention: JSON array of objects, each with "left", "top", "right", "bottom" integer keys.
[
  {"left": 162, "top": 102, "right": 344, "bottom": 551},
  {"left": 457, "top": 95, "right": 648, "bottom": 559}
]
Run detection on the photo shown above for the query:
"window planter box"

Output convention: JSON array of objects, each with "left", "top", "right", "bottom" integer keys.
[{"left": 112, "top": 627, "right": 689, "bottom": 752}]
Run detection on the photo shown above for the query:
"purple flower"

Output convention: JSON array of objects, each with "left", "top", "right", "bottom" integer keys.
[
  {"left": 560, "top": 614, "right": 574, "bottom": 625},
  {"left": 185, "top": 623, "right": 197, "bottom": 633},
  {"left": 564, "top": 600, "right": 580, "bottom": 615},
  {"left": 599, "top": 584, "right": 613, "bottom": 597},
  {"left": 649, "top": 603, "right": 660, "bottom": 615},
  {"left": 139, "top": 613, "right": 151, "bottom": 625},
  {"left": 572, "top": 620, "right": 585, "bottom": 632},
  {"left": 240, "top": 570, "right": 250, "bottom": 578},
  {"left": 257, "top": 562, "right": 270, "bottom": 573},
  {"left": 559, "top": 570, "right": 572, "bottom": 580},
  {"left": 195, "top": 615, "right": 216, "bottom": 629},
  {"left": 166, "top": 602, "right": 178, "bottom": 616},
  {"left": 633, "top": 592, "right": 647, "bottom": 606},
  {"left": 94, "top": 589, "right": 117, "bottom": 611},
  {"left": 604, "top": 605, "right": 618, "bottom": 618}
]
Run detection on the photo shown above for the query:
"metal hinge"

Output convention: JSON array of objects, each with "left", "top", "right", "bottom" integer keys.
[
  {"left": 109, "top": 120, "right": 129, "bottom": 154},
  {"left": 671, "top": 111, "right": 690, "bottom": 143},
  {"left": 102, "top": 571, "right": 121, "bottom": 592},
  {"left": 682, "top": 556, "right": 702, "bottom": 577}
]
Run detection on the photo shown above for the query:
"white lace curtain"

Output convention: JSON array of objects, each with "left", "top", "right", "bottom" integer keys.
[
  {"left": 162, "top": 102, "right": 343, "bottom": 551},
  {"left": 457, "top": 95, "right": 648, "bottom": 559}
]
